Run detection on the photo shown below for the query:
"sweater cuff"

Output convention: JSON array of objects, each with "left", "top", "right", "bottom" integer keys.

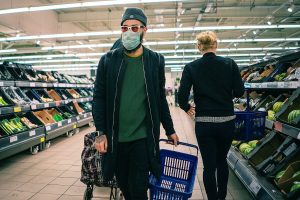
[
  {"left": 183, "top": 104, "right": 191, "bottom": 113},
  {"left": 165, "top": 127, "right": 176, "bottom": 136}
]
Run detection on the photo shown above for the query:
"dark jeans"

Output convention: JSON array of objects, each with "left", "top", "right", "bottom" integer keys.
[
  {"left": 116, "top": 138, "right": 149, "bottom": 200},
  {"left": 195, "top": 120, "right": 235, "bottom": 200}
]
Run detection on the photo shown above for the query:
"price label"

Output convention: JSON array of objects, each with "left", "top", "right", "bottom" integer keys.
[
  {"left": 31, "top": 105, "right": 37, "bottom": 110},
  {"left": 53, "top": 83, "right": 58, "bottom": 87},
  {"left": 14, "top": 107, "right": 21, "bottom": 113},
  {"left": 73, "top": 124, "right": 77, "bottom": 129},
  {"left": 68, "top": 119, "right": 72, "bottom": 123},
  {"left": 278, "top": 82, "right": 284, "bottom": 88},
  {"left": 274, "top": 121, "right": 283, "bottom": 133},
  {"left": 10, "top": 136, "right": 18, "bottom": 143},
  {"left": 29, "top": 130, "right": 36, "bottom": 136},
  {"left": 250, "top": 180, "right": 261, "bottom": 195},
  {"left": 55, "top": 101, "right": 60, "bottom": 106},
  {"left": 46, "top": 126, "right": 51, "bottom": 131},
  {"left": 0, "top": 82, "right": 3, "bottom": 87},
  {"left": 40, "top": 137, "right": 45, "bottom": 142},
  {"left": 297, "top": 132, "right": 300, "bottom": 140},
  {"left": 80, "top": 99, "right": 83, "bottom": 102},
  {"left": 44, "top": 103, "right": 49, "bottom": 108},
  {"left": 58, "top": 122, "right": 62, "bottom": 127},
  {"left": 30, "top": 82, "right": 36, "bottom": 87},
  {"left": 84, "top": 114, "right": 87, "bottom": 118},
  {"left": 42, "top": 83, "right": 47, "bottom": 87},
  {"left": 76, "top": 116, "right": 80, "bottom": 120}
]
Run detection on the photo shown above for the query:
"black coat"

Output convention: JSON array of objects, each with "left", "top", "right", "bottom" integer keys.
[{"left": 92, "top": 46, "right": 175, "bottom": 179}]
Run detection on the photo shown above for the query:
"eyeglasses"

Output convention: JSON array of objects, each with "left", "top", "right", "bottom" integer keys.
[{"left": 121, "top": 25, "right": 144, "bottom": 33}]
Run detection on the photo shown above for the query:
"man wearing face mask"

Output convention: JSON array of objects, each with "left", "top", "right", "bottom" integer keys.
[{"left": 93, "top": 8, "right": 179, "bottom": 200}]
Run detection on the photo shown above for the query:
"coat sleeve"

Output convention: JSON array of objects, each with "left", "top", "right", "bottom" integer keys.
[
  {"left": 158, "top": 54, "right": 176, "bottom": 136},
  {"left": 178, "top": 65, "right": 193, "bottom": 112},
  {"left": 232, "top": 60, "right": 245, "bottom": 98},
  {"left": 92, "top": 56, "right": 107, "bottom": 135}
]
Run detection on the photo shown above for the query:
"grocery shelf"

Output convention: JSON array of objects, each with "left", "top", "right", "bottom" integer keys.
[
  {"left": 76, "top": 112, "right": 93, "bottom": 127},
  {"left": 45, "top": 119, "right": 77, "bottom": 141},
  {"left": 274, "top": 121, "right": 300, "bottom": 141},
  {"left": 265, "top": 119, "right": 274, "bottom": 130},
  {"left": 227, "top": 147, "right": 285, "bottom": 200},
  {"left": 0, "top": 105, "right": 31, "bottom": 115},
  {"left": 0, "top": 81, "right": 14, "bottom": 87},
  {"left": 244, "top": 81, "right": 300, "bottom": 89},
  {"left": 0, "top": 126, "right": 45, "bottom": 160},
  {"left": 15, "top": 81, "right": 53, "bottom": 88}
]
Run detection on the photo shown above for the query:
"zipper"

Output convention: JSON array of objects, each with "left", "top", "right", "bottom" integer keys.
[
  {"left": 142, "top": 56, "right": 156, "bottom": 156},
  {"left": 111, "top": 59, "right": 124, "bottom": 153}
]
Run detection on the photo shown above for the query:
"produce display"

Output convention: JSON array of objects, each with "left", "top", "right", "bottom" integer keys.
[
  {"left": 63, "top": 112, "right": 73, "bottom": 119},
  {"left": 275, "top": 170, "right": 286, "bottom": 181},
  {"left": 288, "top": 110, "right": 300, "bottom": 123},
  {"left": 0, "top": 117, "right": 28, "bottom": 135},
  {"left": 81, "top": 102, "right": 92, "bottom": 111},
  {"left": 290, "top": 181, "right": 300, "bottom": 192},
  {"left": 2, "top": 86, "right": 31, "bottom": 105},
  {"left": 273, "top": 102, "right": 284, "bottom": 113},
  {"left": 40, "top": 96, "right": 54, "bottom": 102},
  {"left": 20, "top": 117, "right": 38, "bottom": 129},
  {"left": 0, "top": 96, "right": 9, "bottom": 106},
  {"left": 238, "top": 140, "right": 259, "bottom": 155},
  {"left": 53, "top": 114, "right": 64, "bottom": 122}
]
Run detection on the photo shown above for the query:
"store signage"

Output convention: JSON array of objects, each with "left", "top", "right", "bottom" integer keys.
[{"left": 14, "top": 107, "right": 21, "bottom": 113}]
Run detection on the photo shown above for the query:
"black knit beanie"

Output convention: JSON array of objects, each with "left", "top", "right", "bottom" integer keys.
[{"left": 121, "top": 8, "right": 147, "bottom": 26}]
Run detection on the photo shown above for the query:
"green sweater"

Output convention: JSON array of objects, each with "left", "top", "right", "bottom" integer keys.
[{"left": 118, "top": 54, "right": 147, "bottom": 142}]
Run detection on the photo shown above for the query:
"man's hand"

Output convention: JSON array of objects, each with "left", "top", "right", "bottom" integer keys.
[
  {"left": 95, "top": 135, "right": 108, "bottom": 153},
  {"left": 168, "top": 133, "right": 179, "bottom": 146},
  {"left": 187, "top": 106, "right": 195, "bottom": 117}
]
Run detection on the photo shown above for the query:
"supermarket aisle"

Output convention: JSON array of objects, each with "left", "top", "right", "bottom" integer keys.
[{"left": 0, "top": 107, "right": 254, "bottom": 200}]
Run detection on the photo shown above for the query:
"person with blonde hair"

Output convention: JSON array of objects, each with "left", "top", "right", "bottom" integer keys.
[{"left": 178, "top": 31, "right": 244, "bottom": 200}]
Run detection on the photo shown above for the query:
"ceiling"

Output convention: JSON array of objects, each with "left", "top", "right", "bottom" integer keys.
[{"left": 0, "top": 0, "right": 299, "bottom": 73}]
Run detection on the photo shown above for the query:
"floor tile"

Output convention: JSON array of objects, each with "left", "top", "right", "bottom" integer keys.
[
  {"left": 0, "top": 189, "right": 11, "bottom": 198},
  {"left": 50, "top": 177, "right": 77, "bottom": 186},
  {"left": 42, "top": 169, "right": 65, "bottom": 177},
  {"left": 22, "top": 168, "right": 44, "bottom": 176},
  {"left": 10, "top": 174, "right": 35, "bottom": 183},
  {"left": 73, "top": 179, "right": 85, "bottom": 187},
  {"left": 2, "top": 191, "right": 35, "bottom": 200},
  {"left": 30, "top": 176, "right": 56, "bottom": 184},
  {"left": 64, "top": 185, "right": 86, "bottom": 195},
  {"left": 0, "top": 181, "right": 24, "bottom": 190},
  {"left": 59, "top": 171, "right": 80, "bottom": 178},
  {"left": 58, "top": 195, "right": 85, "bottom": 200},
  {"left": 39, "top": 184, "right": 70, "bottom": 195},
  {"left": 49, "top": 164, "right": 72, "bottom": 171},
  {"left": 17, "top": 182, "right": 47, "bottom": 193},
  {"left": 29, "top": 193, "right": 61, "bottom": 200}
]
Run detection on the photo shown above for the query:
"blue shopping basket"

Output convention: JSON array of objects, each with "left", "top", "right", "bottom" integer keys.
[
  {"left": 149, "top": 139, "right": 198, "bottom": 200},
  {"left": 233, "top": 89, "right": 267, "bottom": 141}
]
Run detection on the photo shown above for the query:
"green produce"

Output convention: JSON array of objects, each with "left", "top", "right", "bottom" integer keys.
[
  {"left": 0, "top": 96, "right": 8, "bottom": 106},
  {"left": 275, "top": 170, "right": 285, "bottom": 180},
  {"left": 0, "top": 117, "right": 28, "bottom": 135},
  {"left": 232, "top": 140, "right": 240, "bottom": 146},
  {"left": 248, "top": 140, "right": 259, "bottom": 148},
  {"left": 244, "top": 147, "right": 254, "bottom": 155},
  {"left": 53, "top": 114, "right": 63, "bottom": 122},
  {"left": 275, "top": 73, "right": 287, "bottom": 81},
  {"left": 267, "top": 110, "right": 276, "bottom": 121},
  {"left": 273, "top": 102, "right": 284, "bottom": 113},
  {"left": 290, "top": 181, "right": 300, "bottom": 192},
  {"left": 64, "top": 112, "right": 73, "bottom": 118},
  {"left": 239, "top": 143, "right": 251, "bottom": 152},
  {"left": 292, "top": 171, "right": 300, "bottom": 178},
  {"left": 288, "top": 110, "right": 300, "bottom": 123}
]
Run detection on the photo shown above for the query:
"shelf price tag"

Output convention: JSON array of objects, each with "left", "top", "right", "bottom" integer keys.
[
  {"left": 0, "top": 82, "right": 3, "bottom": 87},
  {"left": 250, "top": 180, "right": 261, "bottom": 195},
  {"left": 42, "top": 83, "right": 47, "bottom": 87},
  {"left": 10, "top": 135, "right": 18, "bottom": 143},
  {"left": 68, "top": 119, "right": 72, "bottom": 124},
  {"left": 30, "top": 82, "right": 36, "bottom": 87},
  {"left": 44, "top": 103, "right": 49, "bottom": 108},
  {"left": 73, "top": 124, "right": 77, "bottom": 129},
  {"left": 84, "top": 114, "right": 87, "bottom": 118},
  {"left": 58, "top": 122, "right": 62, "bottom": 127},
  {"left": 274, "top": 121, "right": 283, "bottom": 133},
  {"left": 40, "top": 137, "right": 45, "bottom": 142},
  {"left": 76, "top": 116, "right": 80, "bottom": 120},
  {"left": 55, "top": 101, "right": 60, "bottom": 106},
  {"left": 29, "top": 130, "right": 36, "bottom": 137},
  {"left": 297, "top": 132, "right": 300, "bottom": 140},
  {"left": 278, "top": 82, "right": 284, "bottom": 88},
  {"left": 31, "top": 104, "right": 37, "bottom": 110},
  {"left": 46, "top": 126, "right": 51, "bottom": 131},
  {"left": 53, "top": 83, "right": 58, "bottom": 87},
  {"left": 14, "top": 107, "right": 21, "bottom": 113}
]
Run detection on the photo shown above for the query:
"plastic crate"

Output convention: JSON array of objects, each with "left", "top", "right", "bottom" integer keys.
[
  {"left": 234, "top": 111, "right": 267, "bottom": 141},
  {"left": 149, "top": 139, "right": 198, "bottom": 200}
]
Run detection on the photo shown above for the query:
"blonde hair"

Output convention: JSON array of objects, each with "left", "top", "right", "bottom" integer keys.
[{"left": 196, "top": 31, "right": 218, "bottom": 52}]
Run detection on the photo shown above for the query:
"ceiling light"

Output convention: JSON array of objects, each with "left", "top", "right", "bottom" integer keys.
[
  {"left": 0, "top": 49, "right": 17, "bottom": 54},
  {"left": 2, "top": 24, "right": 300, "bottom": 42},
  {"left": 33, "top": 63, "right": 97, "bottom": 68},
  {"left": 180, "top": 9, "right": 185, "bottom": 15},
  {"left": 253, "top": 30, "right": 257, "bottom": 35},
  {"left": 288, "top": 4, "right": 294, "bottom": 12},
  {"left": 41, "top": 67, "right": 98, "bottom": 72},
  {"left": 267, "top": 21, "right": 272, "bottom": 25},
  {"left": 20, "top": 58, "right": 98, "bottom": 64},
  {"left": 234, "top": 43, "right": 237, "bottom": 47},
  {"left": 36, "top": 40, "right": 40, "bottom": 45},
  {"left": 0, "top": 0, "right": 183, "bottom": 15},
  {"left": 179, "top": 24, "right": 183, "bottom": 28}
]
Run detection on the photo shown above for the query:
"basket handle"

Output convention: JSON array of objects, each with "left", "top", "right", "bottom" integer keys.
[{"left": 159, "top": 139, "right": 198, "bottom": 156}]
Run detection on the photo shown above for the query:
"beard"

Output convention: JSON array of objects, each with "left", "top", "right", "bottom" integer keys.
[{"left": 123, "top": 32, "right": 144, "bottom": 54}]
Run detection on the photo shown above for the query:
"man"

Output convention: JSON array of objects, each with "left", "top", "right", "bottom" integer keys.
[{"left": 93, "top": 7, "right": 179, "bottom": 200}]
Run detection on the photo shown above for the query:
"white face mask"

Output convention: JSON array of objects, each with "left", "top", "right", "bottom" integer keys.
[{"left": 122, "top": 30, "right": 141, "bottom": 50}]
